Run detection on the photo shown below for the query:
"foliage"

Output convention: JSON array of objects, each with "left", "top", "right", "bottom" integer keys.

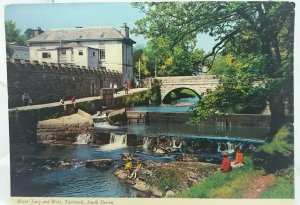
[
  {"left": 132, "top": 1, "right": 295, "bottom": 134},
  {"left": 154, "top": 168, "right": 187, "bottom": 191},
  {"left": 149, "top": 79, "right": 161, "bottom": 105},
  {"left": 122, "top": 80, "right": 161, "bottom": 106},
  {"left": 188, "top": 54, "right": 268, "bottom": 122},
  {"left": 253, "top": 123, "right": 294, "bottom": 173},
  {"left": 133, "top": 37, "right": 205, "bottom": 77},
  {"left": 5, "top": 20, "right": 27, "bottom": 57},
  {"left": 260, "top": 166, "right": 294, "bottom": 198},
  {"left": 122, "top": 91, "right": 149, "bottom": 107},
  {"left": 175, "top": 157, "right": 263, "bottom": 198}
]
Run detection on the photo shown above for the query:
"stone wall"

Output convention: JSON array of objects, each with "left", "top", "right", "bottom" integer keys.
[
  {"left": 9, "top": 99, "right": 102, "bottom": 143},
  {"left": 7, "top": 59, "right": 122, "bottom": 108},
  {"left": 126, "top": 111, "right": 271, "bottom": 128}
]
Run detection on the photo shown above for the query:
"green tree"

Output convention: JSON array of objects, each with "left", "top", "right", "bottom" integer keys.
[
  {"left": 132, "top": 2, "right": 294, "bottom": 134},
  {"left": 5, "top": 20, "right": 26, "bottom": 57}
]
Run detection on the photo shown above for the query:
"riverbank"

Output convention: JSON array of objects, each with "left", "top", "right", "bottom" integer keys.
[{"left": 114, "top": 160, "right": 218, "bottom": 197}]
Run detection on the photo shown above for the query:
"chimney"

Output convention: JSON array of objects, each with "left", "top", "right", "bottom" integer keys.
[
  {"left": 34, "top": 27, "right": 44, "bottom": 37},
  {"left": 120, "top": 23, "right": 129, "bottom": 39}
]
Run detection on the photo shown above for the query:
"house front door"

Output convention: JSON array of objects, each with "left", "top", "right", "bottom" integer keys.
[{"left": 59, "top": 49, "right": 67, "bottom": 63}]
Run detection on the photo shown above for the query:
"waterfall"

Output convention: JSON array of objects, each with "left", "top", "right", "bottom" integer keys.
[
  {"left": 217, "top": 142, "right": 221, "bottom": 152},
  {"left": 98, "top": 133, "right": 127, "bottom": 151},
  {"left": 143, "top": 137, "right": 151, "bottom": 150},
  {"left": 74, "top": 133, "right": 92, "bottom": 144},
  {"left": 110, "top": 133, "right": 127, "bottom": 145},
  {"left": 172, "top": 138, "right": 182, "bottom": 149},
  {"left": 227, "top": 141, "right": 235, "bottom": 154}
]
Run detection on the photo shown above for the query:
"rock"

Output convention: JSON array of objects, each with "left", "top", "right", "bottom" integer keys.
[
  {"left": 107, "top": 108, "right": 127, "bottom": 125},
  {"left": 114, "top": 169, "right": 127, "bottom": 180},
  {"left": 165, "top": 190, "right": 175, "bottom": 197},
  {"left": 85, "top": 159, "right": 113, "bottom": 168},
  {"left": 150, "top": 186, "right": 163, "bottom": 197},
  {"left": 133, "top": 180, "right": 150, "bottom": 192},
  {"left": 153, "top": 147, "right": 167, "bottom": 154}
]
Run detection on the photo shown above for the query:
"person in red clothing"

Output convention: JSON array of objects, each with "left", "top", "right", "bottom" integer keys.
[
  {"left": 231, "top": 147, "right": 244, "bottom": 168},
  {"left": 218, "top": 151, "right": 231, "bottom": 172}
]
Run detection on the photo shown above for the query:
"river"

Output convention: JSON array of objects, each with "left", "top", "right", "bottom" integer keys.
[{"left": 10, "top": 97, "right": 269, "bottom": 197}]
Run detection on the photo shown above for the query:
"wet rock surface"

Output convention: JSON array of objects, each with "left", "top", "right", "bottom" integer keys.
[{"left": 85, "top": 159, "right": 114, "bottom": 168}]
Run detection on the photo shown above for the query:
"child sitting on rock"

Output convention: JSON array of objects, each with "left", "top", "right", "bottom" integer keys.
[
  {"left": 130, "top": 159, "right": 142, "bottom": 180},
  {"left": 124, "top": 158, "right": 132, "bottom": 177}
]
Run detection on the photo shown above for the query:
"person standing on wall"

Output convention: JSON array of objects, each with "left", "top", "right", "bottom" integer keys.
[
  {"left": 124, "top": 81, "right": 129, "bottom": 94},
  {"left": 22, "top": 92, "right": 27, "bottom": 106},
  {"left": 71, "top": 96, "right": 76, "bottom": 108}
]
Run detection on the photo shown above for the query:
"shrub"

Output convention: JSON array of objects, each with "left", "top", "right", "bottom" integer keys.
[
  {"left": 253, "top": 123, "right": 294, "bottom": 173},
  {"left": 155, "top": 168, "right": 186, "bottom": 191}
]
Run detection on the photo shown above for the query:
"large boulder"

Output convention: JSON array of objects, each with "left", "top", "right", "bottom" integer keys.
[{"left": 107, "top": 108, "right": 127, "bottom": 125}]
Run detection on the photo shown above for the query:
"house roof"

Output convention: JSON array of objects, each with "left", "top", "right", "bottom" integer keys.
[{"left": 27, "top": 27, "right": 136, "bottom": 44}]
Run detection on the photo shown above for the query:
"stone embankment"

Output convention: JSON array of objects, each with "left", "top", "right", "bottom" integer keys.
[{"left": 37, "top": 109, "right": 93, "bottom": 143}]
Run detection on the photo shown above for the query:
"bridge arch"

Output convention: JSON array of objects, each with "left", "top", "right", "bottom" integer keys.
[
  {"left": 157, "top": 75, "right": 219, "bottom": 102},
  {"left": 161, "top": 87, "right": 202, "bottom": 103}
]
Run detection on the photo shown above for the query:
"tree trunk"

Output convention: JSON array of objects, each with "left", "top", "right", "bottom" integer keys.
[{"left": 269, "top": 94, "right": 286, "bottom": 136}]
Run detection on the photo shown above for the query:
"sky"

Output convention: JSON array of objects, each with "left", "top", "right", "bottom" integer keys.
[{"left": 4, "top": 2, "right": 216, "bottom": 52}]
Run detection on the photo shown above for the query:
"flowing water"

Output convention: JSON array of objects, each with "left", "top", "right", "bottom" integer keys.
[{"left": 11, "top": 97, "right": 269, "bottom": 197}]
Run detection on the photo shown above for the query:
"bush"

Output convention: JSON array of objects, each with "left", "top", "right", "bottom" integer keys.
[
  {"left": 122, "top": 91, "right": 149, "bottom": 107},
  {"left": 154, "top": 168, "right": 186, "bottom": 191},
  {"left": 149, "top": 79, "right": 161, "bottom": 105},
  {"left": 253, "top": 123, "right": 294, "bottom": 173}
]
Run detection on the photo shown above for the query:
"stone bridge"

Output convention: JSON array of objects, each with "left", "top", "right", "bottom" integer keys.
[{"left": 156, "top": 75, "right": 219, "bottom": 101}]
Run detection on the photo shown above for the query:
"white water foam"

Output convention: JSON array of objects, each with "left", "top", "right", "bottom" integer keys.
[
  {"left": 74, "top": 133, "right": 92, "bottom": 144},
  {"left": 94, "top": 122, "right": 120, "bottom": 129},
  {"left": 98, "top": 133, "right": 127, "bottom": 151}
]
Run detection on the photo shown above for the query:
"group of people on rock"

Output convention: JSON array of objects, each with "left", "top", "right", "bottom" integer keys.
[
  {"left": 124, "top": 157, "right": 142, "bottom": 180},
  {"left": 218, "top": 146, "right": 245, "bottom": 172}
]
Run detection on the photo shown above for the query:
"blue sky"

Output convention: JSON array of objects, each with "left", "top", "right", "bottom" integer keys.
[{"left": 4, "top": 2, "right": 216, "bottom": 52}]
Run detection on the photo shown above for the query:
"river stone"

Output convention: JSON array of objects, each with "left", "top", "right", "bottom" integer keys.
[
  {"left": 114, "top": 169, "right": 127, "bottom": 180},
  {"left": 150, "top": 186, "right": 163, "bottom": 197},
  {"left": 133, "top": 179, "right": 150, "bottom": 192},
  {"left": 165, "top": 190, "right": 175, "bottom": 197},
  {"left": 85, "top": 159, "right": 113, "bottom": 168}
]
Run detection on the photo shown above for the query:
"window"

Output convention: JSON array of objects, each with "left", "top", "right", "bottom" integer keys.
[
  {"left": 42, "top": 52, "right": 51, "bottom": 58},
  {"left": 99, "top": 49, "right": 105, "bottom": 60},
  {"left": 92, "top": 51, "right": 96, "bottom": 57},
  {"left": 78, "top": 50, "right": 83, "bottom": 56},
  {"left": 60, "top": 49, "right": 66, "bottom": 55}
]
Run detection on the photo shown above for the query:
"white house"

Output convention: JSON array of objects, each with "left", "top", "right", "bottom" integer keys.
[{"left": 27, "top": 23, "right": 135, "bottom": 83}]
